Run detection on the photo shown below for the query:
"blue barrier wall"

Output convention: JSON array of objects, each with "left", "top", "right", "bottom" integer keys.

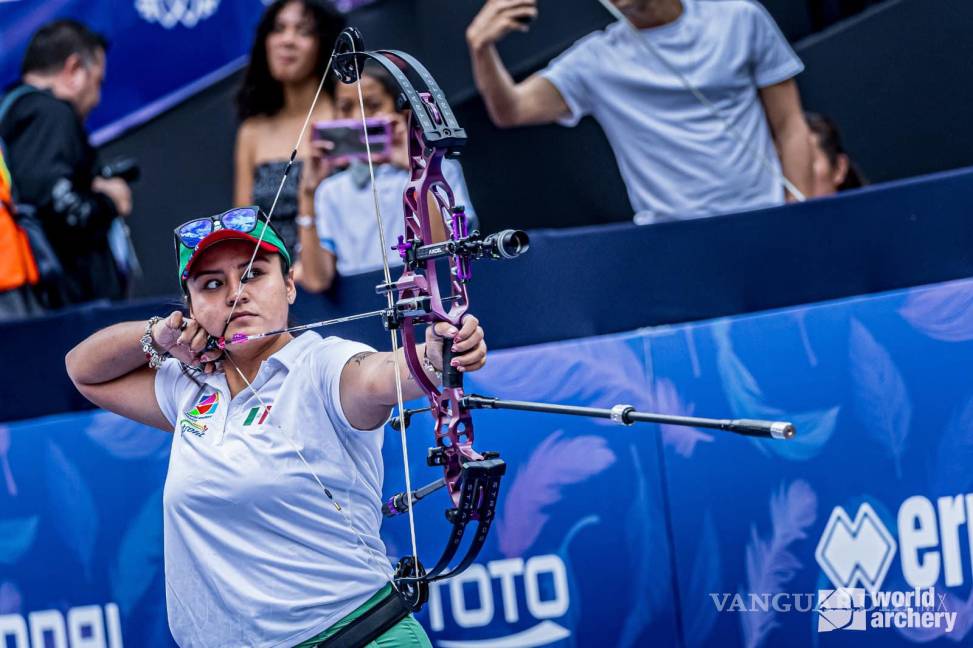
[
  {"left": 5, "top": 166, "right": 973, "bottom": 423},
  {"left": 3, "top": 275, "right": 973, "bottom": 646}
]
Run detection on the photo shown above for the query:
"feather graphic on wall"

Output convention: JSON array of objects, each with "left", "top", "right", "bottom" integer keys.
[
  {"left": 740, "top": 480, "right": 818, "bottom": 648},
  {"left": 0, "top": 581, "right": 21, "bottom": 615},
  {"left": 713, "top": 320, "right": 838, "bottom": 461},
  {"left": 85, "top": 411, "right": 172, "bottom": 460},
  {"left": 471, "top": 334, "right": 718, "bottom": 459},
  {"left": 110, "top": 487, "right": 164, "bottom": 617},
  {"left": 651, "top": 378, "right": 714, "bottom": 458},
  {"left": 899, "top": 279, "right": 973, "bottom": 341},
  {"left": 848, "top": 318, "right": 912, "bottom": 478},
  {"left": 496, "top": 431, "right": 616, "bottom": 559},
  {"left": 792, "top": 309, "right": 819, "bottom": 367},
  {"left": 618, "top": 446, "right": 670, "bottom": 647},
  {"left": 45, "top": 441, "right": 99, "bottom": 580},
  {"left": 0, "top": 426, "right": 16, "bottom": 496},
  {"left": 931, "top": 395, "right": 973, "bottom": 496},
  {"left": 684, "top": 512, "right": 721, "bottom": 647},
  {"left": 0, "top": 517, "right": 38, "bottom": 565},
  {"left": 466, "top": 336, "right": 649, "bottom": 412},
  {"left": 556, "top": 515, "right": 600, "bottom": 648}
]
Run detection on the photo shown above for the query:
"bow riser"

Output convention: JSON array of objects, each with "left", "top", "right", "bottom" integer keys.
[
  {"left": 334, "top": 30, "right": 510, "bottom": 605},
  {"left": 398, "top": 107, "right": 482, "bottom": 509}
]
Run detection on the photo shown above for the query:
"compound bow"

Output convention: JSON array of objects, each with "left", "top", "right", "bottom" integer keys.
[{"left": 218, "top": 26, "right": 796, "bottom": 614}]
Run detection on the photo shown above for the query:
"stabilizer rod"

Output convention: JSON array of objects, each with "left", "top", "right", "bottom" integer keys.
[{"left": 460, "top": 394, "right": 795, "bottom": 440}]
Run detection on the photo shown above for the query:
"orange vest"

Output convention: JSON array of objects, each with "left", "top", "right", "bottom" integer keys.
[{"left": 0, "top": 146, "right": 39, "bottom": 291}]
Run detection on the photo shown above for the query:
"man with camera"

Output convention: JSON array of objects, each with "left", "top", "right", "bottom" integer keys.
[{"left": 0, "top": 20, "right": 132, "bottom": 308}]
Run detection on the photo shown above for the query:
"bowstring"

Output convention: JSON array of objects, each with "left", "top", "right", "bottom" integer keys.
[
  {"left": 216, "top": 40, "right": 394, "bottom": 583},
  {"left": 593, "top": 0, "right": 807, "bottom": 202},
  {"left": 345, "top": 35, "right": 421, "bottom": 583},
  {"left": 224, "top": 49, "right": 337, "bottom": 329}
]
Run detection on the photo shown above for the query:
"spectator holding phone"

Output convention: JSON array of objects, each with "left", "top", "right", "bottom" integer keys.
[
  {"left": 296, "top": 62, "right": 478, "bottom": 292},
  {"left": 234, "top": 0, "right": 345, "bottom": 257}
]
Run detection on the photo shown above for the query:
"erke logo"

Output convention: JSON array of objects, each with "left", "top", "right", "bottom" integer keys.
[{"left": 815, "top": 502, "right": 897, "bottom": 594}]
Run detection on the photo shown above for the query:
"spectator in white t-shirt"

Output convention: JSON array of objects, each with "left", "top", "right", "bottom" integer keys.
[
  {"left": 297, "top": 62, "right": 477, "bottom": 292},
  {"left": 466, "top": 0, "right": 814, "bottom": 224}
]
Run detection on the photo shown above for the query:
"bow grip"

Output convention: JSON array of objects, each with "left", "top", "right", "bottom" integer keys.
[{"left": 440, "top": 336, "right": 463, "bottom": 389}]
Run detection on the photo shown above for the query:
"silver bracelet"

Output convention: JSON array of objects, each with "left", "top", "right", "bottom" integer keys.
[
  {"left": 422, "top": 346, "right": 443, "bottom": 382},
  {"left": 140, "top": 316, "right": 170, "bottom": 369}
]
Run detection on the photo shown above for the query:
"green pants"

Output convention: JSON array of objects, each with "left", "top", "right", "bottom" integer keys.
[{"left": 294, "top": 584, "right": 432, "bottom": 648}]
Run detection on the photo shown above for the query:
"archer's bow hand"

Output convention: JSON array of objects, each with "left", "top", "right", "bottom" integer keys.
[{"left": 424, "top": 317, "right": 487, "bottom": 377}]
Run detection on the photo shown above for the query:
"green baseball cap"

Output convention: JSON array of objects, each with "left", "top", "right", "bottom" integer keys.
[{"left": 175, "top": 209, "right": 291, "bottom": 287}]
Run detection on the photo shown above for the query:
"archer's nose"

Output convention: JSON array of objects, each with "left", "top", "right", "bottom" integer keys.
[{"left": 225, "top": 276, "right": 251, "bottom": 307}]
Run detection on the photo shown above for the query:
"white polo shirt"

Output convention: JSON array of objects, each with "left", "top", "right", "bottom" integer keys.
[
  {"left": 541, "top": 0, "right": 804, "bottom": 223},
  {"left": 314, "top": 159, "right": 477, "bottom": 276},
  {"left": 154, "top": 332, "right": 392, "bottom": 648}
]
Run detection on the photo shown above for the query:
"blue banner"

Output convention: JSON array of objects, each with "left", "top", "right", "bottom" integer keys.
[
  {"left": 3, "top": 276, "right": 973, "bottom": 645},
  {"left": 0, "top": 0, "right": 374, "bottom": 144}
]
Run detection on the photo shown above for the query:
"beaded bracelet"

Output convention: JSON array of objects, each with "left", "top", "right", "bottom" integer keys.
[
  {"left": 140, "top": 316, "right": 170, "bottom": 369},
  {"left": 422, "top": 346, "right": 443, "bottom": 382}
]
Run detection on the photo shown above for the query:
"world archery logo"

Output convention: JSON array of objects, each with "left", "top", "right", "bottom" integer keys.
[{"left": 186, "top": 392, "right": 220, "bottom": 420}]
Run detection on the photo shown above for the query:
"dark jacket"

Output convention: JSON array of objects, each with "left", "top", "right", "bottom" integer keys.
[{"left": 0, "top": 84, "right": 123, "bottom": 307}]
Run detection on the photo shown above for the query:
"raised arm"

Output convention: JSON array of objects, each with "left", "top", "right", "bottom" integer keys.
[
  {"left": 296, "top": 140, "right": 338, "bottom": 292},
  {"left": 759, "top": 79, "right": 813, "bottom": 201},
  {"left": 65, "top": 313, "right": 220, "bottom": 432},
  {"left": 466, "top": 0, "right": 570, "bottom": 127}
]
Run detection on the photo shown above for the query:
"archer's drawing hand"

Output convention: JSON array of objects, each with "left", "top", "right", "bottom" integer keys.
[{"left": 152, "top": 311, "right": 223, "bottom": 373}]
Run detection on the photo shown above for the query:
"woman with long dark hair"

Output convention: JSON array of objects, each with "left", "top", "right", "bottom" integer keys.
[{"left": 234, "top": 0, "right": 345, "bottom": 258}]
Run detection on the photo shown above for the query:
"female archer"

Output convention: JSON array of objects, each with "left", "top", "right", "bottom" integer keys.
[{"left": 65, "top": 208, "right": 486, "bottom": 646}]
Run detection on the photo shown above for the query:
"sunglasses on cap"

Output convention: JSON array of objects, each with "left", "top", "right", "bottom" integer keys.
[
  {"left": 175, "top": 206, "right": 271, "bottom": 249},
  {"left": 174, "top": 206, "right": 291, "bottom": 284}
]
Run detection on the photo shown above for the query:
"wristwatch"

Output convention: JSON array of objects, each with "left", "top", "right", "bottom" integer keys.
[{"left": 296, "top": 214, "right": 315, "bottom": 229}]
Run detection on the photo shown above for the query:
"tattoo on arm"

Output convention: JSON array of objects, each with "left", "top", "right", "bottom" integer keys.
[
  {"left": 384, "top": 355, "right": 414, "bottom": 381},
  {"left": 348, "top": 351, "right": 375, "bottom": 366}
]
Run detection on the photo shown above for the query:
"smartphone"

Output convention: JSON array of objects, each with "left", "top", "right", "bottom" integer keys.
[{"left": 312, "top": 117, "right": 394, "bottom": 165}]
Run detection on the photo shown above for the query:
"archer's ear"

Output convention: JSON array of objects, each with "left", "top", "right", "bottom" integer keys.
[{"left": 286, "top": 268, "right": 297, "bottom": 305}]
